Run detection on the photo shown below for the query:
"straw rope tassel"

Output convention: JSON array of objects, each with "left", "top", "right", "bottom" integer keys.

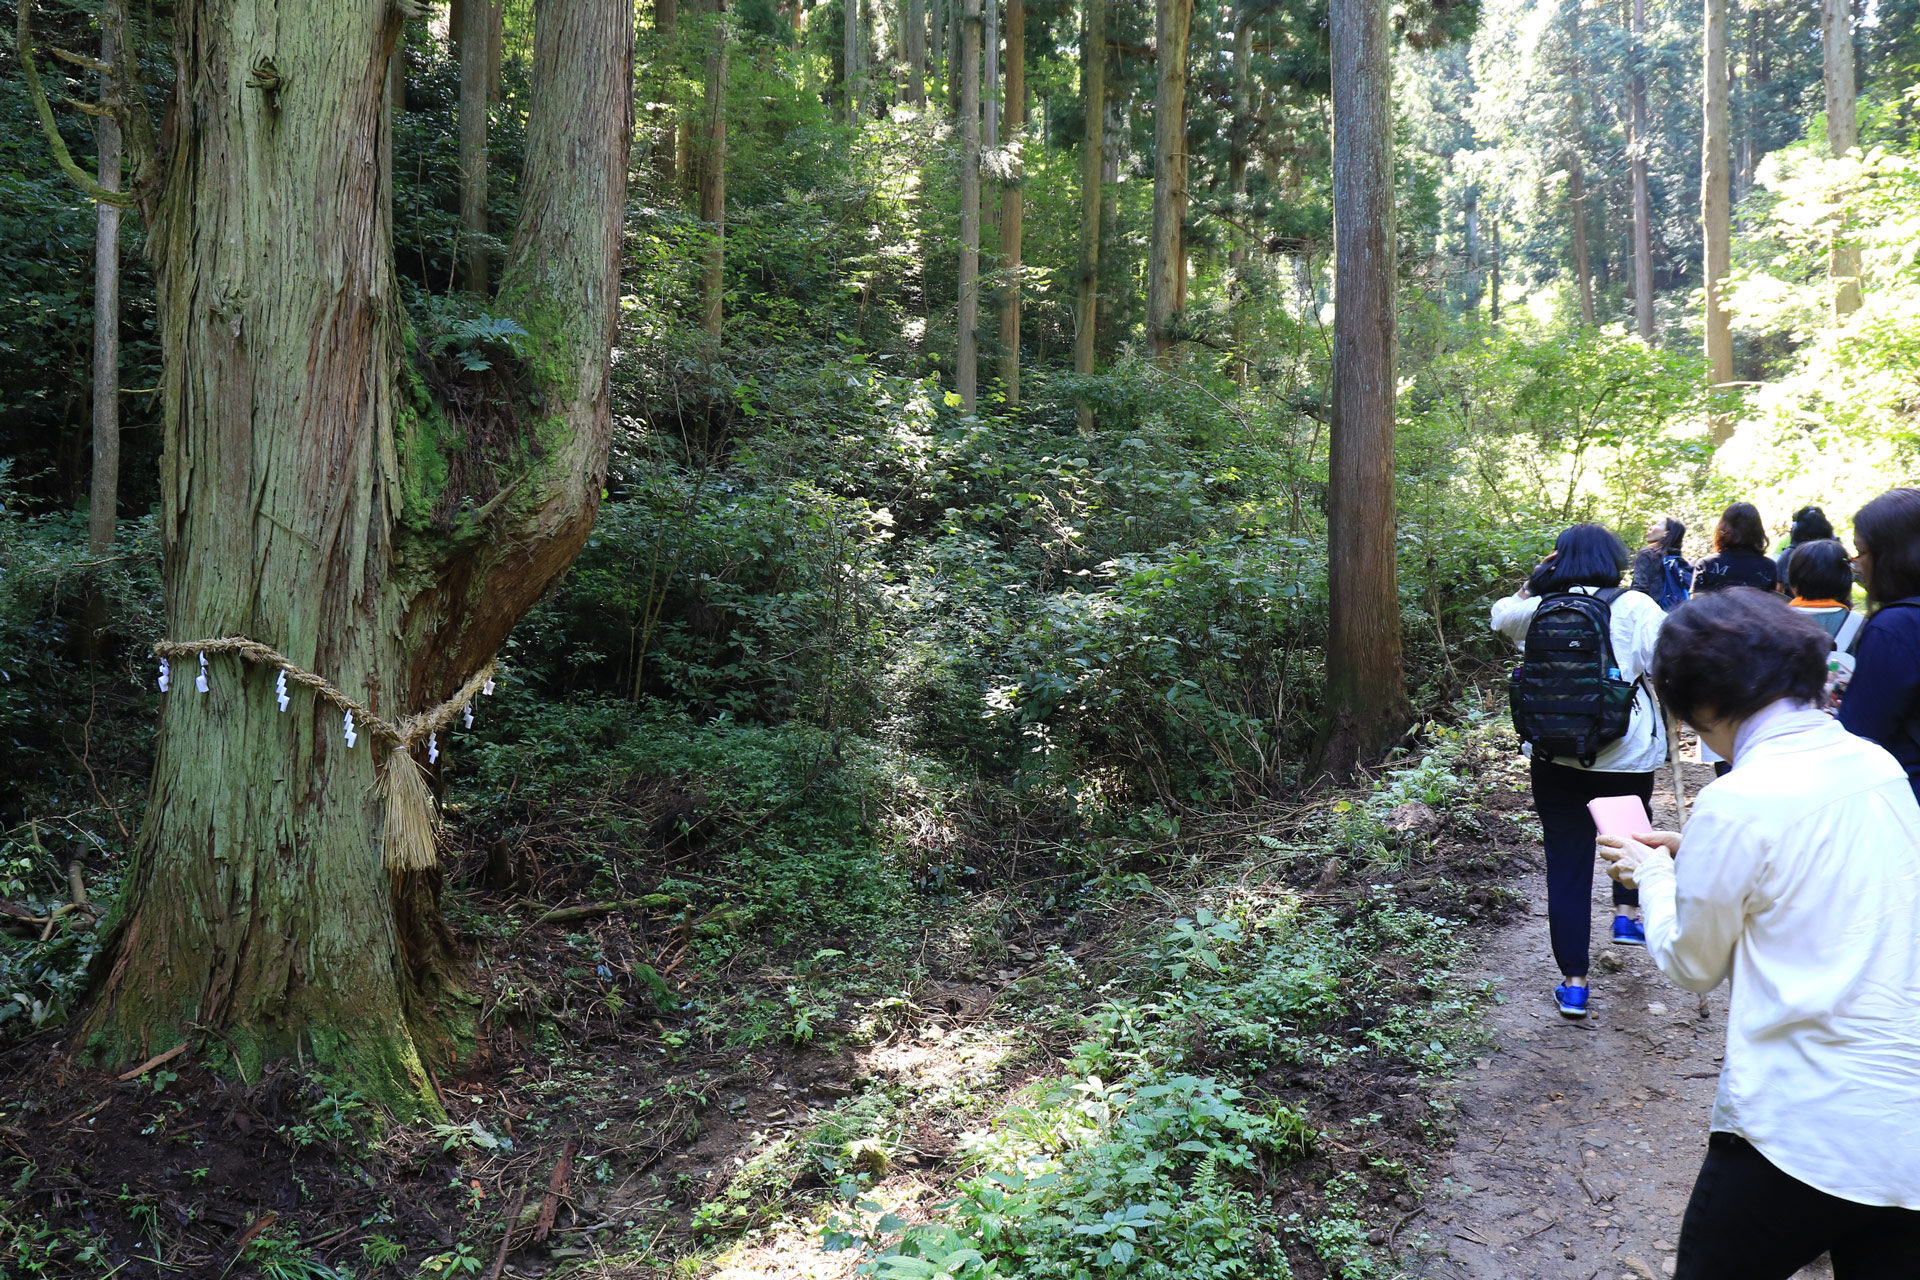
[{"left": 382, "top": 745, "right": 441, "bottom": 872}]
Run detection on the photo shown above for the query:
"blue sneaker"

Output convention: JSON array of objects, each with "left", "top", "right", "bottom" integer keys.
[
  {"left": 1612, "top": 915, "right": 1647, "bottom": 947},
  {"left": 1554, "top": 983, "right": 1589, "bottom": 1018}
]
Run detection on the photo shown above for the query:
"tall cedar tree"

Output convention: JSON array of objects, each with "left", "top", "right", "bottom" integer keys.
[
  {"left": 1146, "top": 0, "right": 1192, "bottom": 359},
  {"left": 457, "top": 0, "right": 498, "bottom": 294},
  {"left": 1322, "top": 0, "right": 1409, "bottom": 774},
  {"left": 1824, "top": 0, "right": 1861, "bottom": 317},
  {"left": 999, "top": 0, "right": 1025, "bottom": 404},
  {"left": 90, "top": 24, "right": 121, "bottom": 556},
  {"left": 699, "top": 0, "right": 729, "bottom": 334},
  {"left": 21, "top": 0, "right": 633, "bottom": 1109},
  {"left": 1630, "top": 0, "right": 1654, "bottom": 340},
  {"left": 1702, "top": 0, "right": 1734, "bottom": 435},
  {"left": 958, "top": 0, "right": 982, "bottom": 406},
  {"left": 1074, "top": 0, "right": 1105, "bottom": 429}
]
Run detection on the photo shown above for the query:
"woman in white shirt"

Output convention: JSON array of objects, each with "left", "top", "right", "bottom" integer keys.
[
  {"left": 1490, "top": 523, "right": 1668, "bottom": 1018},
  {"left": 1599, "top": 588, "right": 1920, "bottom": 1276}
]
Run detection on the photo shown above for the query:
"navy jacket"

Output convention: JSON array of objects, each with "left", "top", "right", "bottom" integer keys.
[
  {"left": 1693, "top": 549, "right": 1779, "bottom": 595},
  {"left": 1839, "top": 598, "right": 1920, "bottom": 802}
]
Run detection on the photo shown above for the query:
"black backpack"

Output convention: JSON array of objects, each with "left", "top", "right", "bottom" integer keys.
[{"left": 1509, "top": 588, "right": 1639, "bottom": 766}]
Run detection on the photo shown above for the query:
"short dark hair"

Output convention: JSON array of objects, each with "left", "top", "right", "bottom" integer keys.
[
  {"left": 1787, "top": 539, "right": 1853, "bottom": 603},
  {"left": 1652, "top": 588, "right": 1830, "bottom": 724},
  {"left": 1531, "top": 523, "right": 1629, "bottom": 592},
  {"left": 1789, "top": 505, "right": 1834, "bottom": 544},
  {"left": 1853, "top": 488, "right": 1920, "bottom": 604},
  {"left": 1714, "top": 502, "right": 1769, "bottom": 555}
]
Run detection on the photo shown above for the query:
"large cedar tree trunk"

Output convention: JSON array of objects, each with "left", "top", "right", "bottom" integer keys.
[
  {"left": 1073, "top": 0, "right": 1104, "bottom": 431},
  {"left": 1321, "top": 0, "right": 1407, "bottom": 776},
  {"left": 1824, "top": 0, "right": 1861, "bottom": 317},
  {"left": 82, "top": 0, "right": 632, "bottom": 1111},
  {"left": 907, "top": 0, "right": 926, "bottom": 103},
  {"left": 998, "top": 0, "right": 1024, "bottom": 404},
  {"left": 699, "top": 0, "right": 729, "bottom": 335},
  {"left": 1146, "top": 0, "right": 1191, "bottom": 360},
  {"left": 90, "top": 25, "right": 122, "bottom": 557},
  {"left": 1702, "top": 0, "right": 1733, "bottom": 439},
  {"left": 459, "top": 0, "right": 498, "bottom": 293}
]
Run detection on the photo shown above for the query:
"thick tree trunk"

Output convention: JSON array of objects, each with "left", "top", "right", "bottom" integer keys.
[
  {"left": 699, "top": 0, "right": 728, "bottom": 335},
  {"left": 1568, "top": 147, "right": 1594, "bottom": 326},
  {"left": 1631, "top": 0, "right": 1654, "bottom": 340},
  {"left": 1824, "top": 0, "right": 1861, "bottom": 317},
  {"left": 89, "top": 25, "right": 122, "bottom": 557},
  {"left": 655, "top": 0, "right": 679, "bottom": 189},
  {"left": 1146, "top": 0, "right": 1191, "bottom": 360},
  {"left": 984, "top": 0, "right": 999, "bottom": 150},
  {"left": 957, "top": 0, "right": 981, "bottom": 407},
  {"left": 1074, "top": 0, "right": 1104, "bottom": 431},
  {"left": 998, "top": 0, "right": 1023, "bottom": 405},
  {"left": 83, "top": 0, "right": 631, "bottom": 1111},
  {"left": 1490, "top": 213, "right": 1501, "bottom": 322},
  {"left": 1703, "top": 0, "right": 1733, "bottom": 439},
  {"left": 1227, "top": 10, "right": 1251, "bottom": 380},
  {"left": 907, "top": 0, "right": 925, "bottom": 104},
  {"left": 844, "top": 0, "right": 863, "bottom": 121},
  {"left": 459, "top": 0, "right": 495, "bottom": 294},
  {"left": 1321, "top": 0, "right": 1407, "bottom": 777}
]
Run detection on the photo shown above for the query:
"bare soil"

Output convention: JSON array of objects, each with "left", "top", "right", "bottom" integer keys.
[{"left": 1407, "top": 758, "right": 1832, "bottom": 1280}]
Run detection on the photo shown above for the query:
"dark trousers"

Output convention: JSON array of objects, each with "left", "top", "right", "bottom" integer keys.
[
  {"left": 1676, "top": 1132, "right": 1920, "bottom": 1278},
  {"left": 1529, "top": 757, "right": 1647, "bottom": 978}
]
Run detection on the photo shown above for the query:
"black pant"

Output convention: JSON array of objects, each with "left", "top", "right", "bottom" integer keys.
[
  {"left": 1529, "top": 757, "right": 1647, "bottom": 978},
  {"left": 1677, "top": 1132, "right": 1920, "bottom": 1278}
]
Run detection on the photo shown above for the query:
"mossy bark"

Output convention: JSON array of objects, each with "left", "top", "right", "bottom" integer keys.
[{"left": 82, "top": 0, "right": 631, "bottom": 1115}]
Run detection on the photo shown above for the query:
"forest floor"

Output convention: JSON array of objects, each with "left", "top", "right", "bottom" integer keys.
[{"left": 5, "top": 709, "right": 1834, "bottom": 1280}]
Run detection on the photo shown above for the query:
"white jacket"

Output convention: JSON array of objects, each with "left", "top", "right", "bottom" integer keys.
[
  {"left": 1636, "top": 700, "right": 1920, "bottom": 1207},
  {"left": 1490, "top": 585, "right": 1668, "bottom": 773}
]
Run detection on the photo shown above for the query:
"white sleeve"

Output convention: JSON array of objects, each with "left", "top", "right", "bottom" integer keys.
[
  {"left": 1637, "top": 802, "right": 1759, "bottom": 993},
  {"left": 1618, "top": 590, "right": 1668, "bottom": 680},
  {"left": 1490, "top": 595, "right": 1538, "bottom": 648}
]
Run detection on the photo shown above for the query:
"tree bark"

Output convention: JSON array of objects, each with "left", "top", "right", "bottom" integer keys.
[
  {"left": 89, "top": 24, "right": 122, "bottom": 557},
  {"left": 1321, "top": 0, "right": 1407, "bottom": 776},
  {"left": 1568, "top": 147, "right": 1594, "bottom": 326},
  {"left": 459, "top": 0, "right": 496, "bottom": 294},
  {"left": 957, "top": 0, "right": 981, "bottom": 408},
  {"left": 907, "top": 0, "right": 925, "bottom": 104},
  {"left": 844, "top": 0, "right": 863, "bottom": 122},
  {"left": 1490, "top": 213, "right": 1501, "bottom": 322},
  {"left": 699, "top": 0, "right": 728, "bottom": 336},
  {"left": 1703, "top": 0, "right": 1733, "bottom": 438},
  {"left": 1146, "top": 0, "right": 1191, "bottom": 360},
  {"left": 984, "top": 0, "right": 999, "bottom": 150},
  {"left": 82, "top": 0, "right": 632, "bottom": 1112},
  {"left": 998, "top": 0, "right": 1023, "bottom": 405},
  {"left": 1824, "top": 0, "right": 1861, "bottom": 316},
  {"left": 1074, "top": 0, "right": 1104, "bottom": 431},
  {"left": 1631, "top": 0, "right": 1654, "bottom": 340},
  {"left": 654, "top": 0, "right": 679, "bottom": 189}
]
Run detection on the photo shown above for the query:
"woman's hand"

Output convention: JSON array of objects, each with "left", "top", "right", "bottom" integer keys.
[
  {"left": 1516, "top": 551, "right": 1557, "bottom": 600},
  {"left": 1597, "top": 830, "right": 1681, "bottom": 889}
]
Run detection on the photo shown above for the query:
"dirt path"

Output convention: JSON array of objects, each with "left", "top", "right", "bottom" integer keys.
[{"left": 1409, "top": 762, "right": 1830, "bottom": 1280}]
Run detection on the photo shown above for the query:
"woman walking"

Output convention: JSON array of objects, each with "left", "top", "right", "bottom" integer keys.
[
  {"left": 1774, "top": 504, "right": 1835, "bottom": 588},
  {"left": 1599, "top": 588, "right": 1920, "bottom": 1277},
  {"left": 1692, "top": 502, "right": 1779, "bottom": 594},
  {"left": 1840, "top": 488, "right": 1920, "bottom": 802},
  {"left": 1630, "top": 515, "right": 1689, "bottom": 611},
  {"left": 1491, "top": 524, "right": 1667, "bottom": 1017}
]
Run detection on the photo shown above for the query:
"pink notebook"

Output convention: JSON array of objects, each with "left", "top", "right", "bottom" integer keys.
[{"left": 1587, "top": 795, "right": 1652, "bottom": 838}]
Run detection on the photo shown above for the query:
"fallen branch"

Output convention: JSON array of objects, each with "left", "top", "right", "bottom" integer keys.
[
  {"left": 117, "top": 1041, "right": 188, "bottom": 1081},
  {"left": 532, "top": 1140, "right": 578, "bottom": 1242},
  {"left": 485, "top": 1177, "right": 533, "bottom": 1280}
]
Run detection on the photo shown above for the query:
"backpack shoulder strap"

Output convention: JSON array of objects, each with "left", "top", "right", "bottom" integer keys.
[{"left": 1834, "top": 608, "right": 1866, "bottom": 655}]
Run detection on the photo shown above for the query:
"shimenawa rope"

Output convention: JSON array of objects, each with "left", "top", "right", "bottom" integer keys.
[{"left": 152, "top": 637, "right": 496, "bottom": 872}]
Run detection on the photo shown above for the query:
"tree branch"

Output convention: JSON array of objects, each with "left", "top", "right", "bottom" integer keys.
[{"left": 15, "top": 0, "right": 138, "bottom": 207}]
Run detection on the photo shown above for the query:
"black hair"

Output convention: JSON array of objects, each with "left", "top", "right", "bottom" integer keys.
[
  {"left": 1788, "top": 505, "right": 1834, "bottom": 545},
  {"left": 1660, "top": 516, "right": 1686, "bottom": 557},
  {"left": 1787, "top": 539, "right": 1853, "bottom": 603},
  {"left": 1853, "top": 488, "right": 1920, "bottom": 604},
  {"left": 1714, "top": 502, "right": 1769, "bottom": 555},
  {"left": 1653, "top": 588, "right": 1830, "bottom": 725},
  {"left": 1528, "top": 523, "right": 1629, "bottom": 593}
]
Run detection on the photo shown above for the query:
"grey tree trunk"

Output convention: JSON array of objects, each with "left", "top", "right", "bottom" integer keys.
[
  {"left": 907, "top": 0, "right": 926, "bottom": 103},
  {"left": 1569, "top": 147, "right": 1594, "bottom": 326},
  {"left": 1146, "top": 0, "right": 1191, "bottom": 359},
  {"left": 83, "top": 0, "right": 632, "bottom": 1112},
  {"left": 1824, "top": 0, "right": 1861, "bottom": 316},
  {"left": 89, "top": 25, "right": 122, "bottom": 557},
  {"left": 1631, "top": 0, "right": 1655, "bottom": 340},
  {"left": 998, "top": 0, "right": 1024, "bottom": 404},
  {"left": 985, "top": 0, "right": 999, "bottom": 149},
  {"left": 459, "top": 0, "right": 496, "bottom": 294},
  {"left": 1490, "top": 213, "right": 1502, "bottom": 322},
  {"left": 1322, "top": 0, "right": 1407, "bottom": 775},
  {"left": 957, "top": 0, "right": 981, "bottom": 407},
  {"left": 1074, "top": 0, "right": 1104, "bottom": 431},
  {"left": 1703, "top": 0, "right": 1734, "bottom": 437},
  {"left": 655, "top": 0, "right": 679, "bottom": 188},
  {"left": 845, "top": 0, "right": 864, "bottom": 121},
  {"left": 700, "top": 0, "right": 728, "bottom": 335}
]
